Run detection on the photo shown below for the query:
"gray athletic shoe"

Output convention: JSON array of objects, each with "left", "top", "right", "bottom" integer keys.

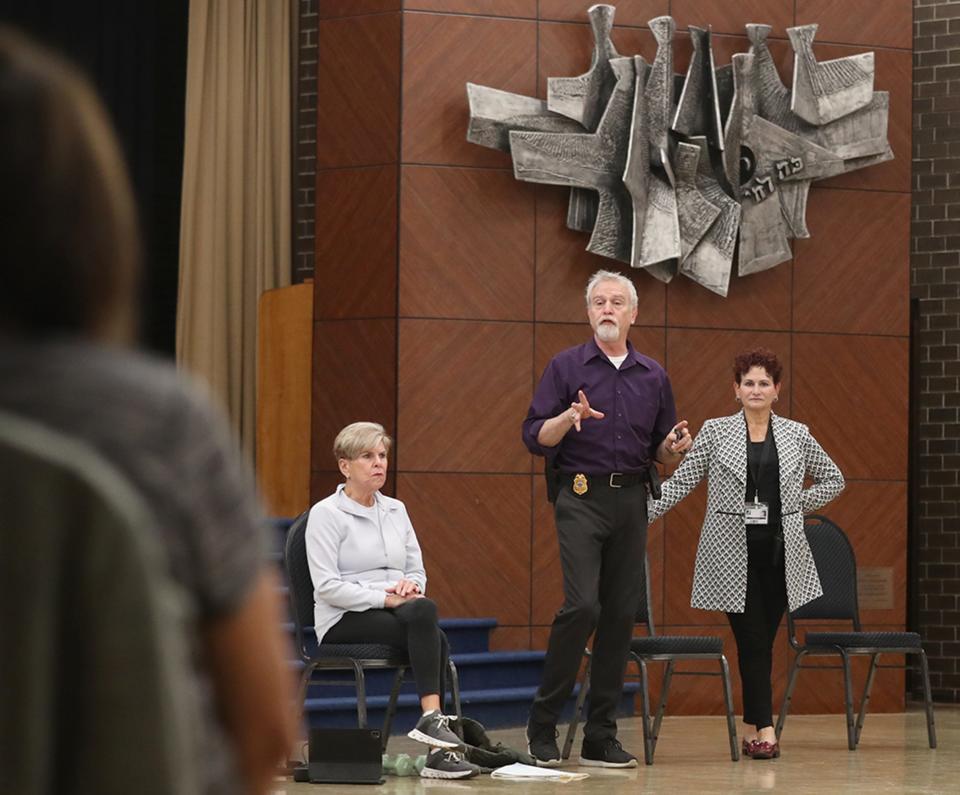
[
  {"left": 420, "top": 749, "right": 481, "bottom": 779},
  {"left": 408, "top": 710, "right": 463, "bottom": 749}
]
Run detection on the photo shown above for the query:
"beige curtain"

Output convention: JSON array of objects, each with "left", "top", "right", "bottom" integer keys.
[{"left": 177, "top": 0, "right": 292, "bottom": 461}]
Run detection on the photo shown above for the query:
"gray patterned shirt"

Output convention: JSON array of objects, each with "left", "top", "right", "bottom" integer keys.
[{"left": 0, "top": 338, "right": 267, "bottom": 795}]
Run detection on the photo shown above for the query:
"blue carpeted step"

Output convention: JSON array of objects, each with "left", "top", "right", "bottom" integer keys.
[
  {"left": 304, "top": 683, "right": 640, "bottom": 733},
  {"left": 448, "top": 651, "right": 545, "bottom": 690},
  {"left": 293, "top": 649, "right": 547, "bottom": 699},
  {"left": 437, "top": 618, "right": 496, "bottom": 654}
]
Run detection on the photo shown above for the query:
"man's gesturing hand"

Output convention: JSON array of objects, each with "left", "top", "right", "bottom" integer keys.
[{"left": 569, "top": 389, "right": 605, "bottom": 432}]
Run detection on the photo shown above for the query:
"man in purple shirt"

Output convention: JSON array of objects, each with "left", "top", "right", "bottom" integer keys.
[{"left": 522, "top": 270, "right": 691, "bottom": 768}]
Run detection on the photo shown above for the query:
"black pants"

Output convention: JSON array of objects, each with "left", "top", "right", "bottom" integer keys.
[
  {"left": 530, "top": 483, "right": 647, "bottom": 742},
  {"left": 324, "top": 597, "right": 449, "bottom": 705},
  {"left": 726, "top": 561, "right": 787, "bottom": 730}
]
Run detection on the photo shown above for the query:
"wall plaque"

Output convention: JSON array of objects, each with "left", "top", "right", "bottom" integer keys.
[{"left": 858, "top": 566, "right": 894, "bottom": 611}]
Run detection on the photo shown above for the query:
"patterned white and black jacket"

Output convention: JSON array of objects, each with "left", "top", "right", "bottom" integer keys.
[{"left": 649, "top": 411, "right": 845, "bottom": 614}]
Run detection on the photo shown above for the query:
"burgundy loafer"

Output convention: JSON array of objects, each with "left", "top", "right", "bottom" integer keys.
[{"left": 749, "top": 740, "right": 780, "bottom": 760}]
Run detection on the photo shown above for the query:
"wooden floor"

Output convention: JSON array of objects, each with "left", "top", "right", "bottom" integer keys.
[{"left": 274, "top": 704, "right": 956, "bottom": 794}]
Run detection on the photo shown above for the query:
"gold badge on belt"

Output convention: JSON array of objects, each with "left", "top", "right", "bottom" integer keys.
[{"left": 572, "top": 473, "right": 589, "bottom": 496}]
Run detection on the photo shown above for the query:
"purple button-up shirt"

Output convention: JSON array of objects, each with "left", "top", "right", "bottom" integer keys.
[{"left": 522, "top": 339, "right": 677, "bottom": 474}]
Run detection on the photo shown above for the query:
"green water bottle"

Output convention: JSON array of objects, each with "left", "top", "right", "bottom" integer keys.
[{"left": 381, "top": 753, "right": 416, "bottom": 776}]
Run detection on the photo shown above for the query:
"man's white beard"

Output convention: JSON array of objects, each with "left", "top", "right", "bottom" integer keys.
[{"left": 595, "top": 321, "right": 619, "bottom": 342}]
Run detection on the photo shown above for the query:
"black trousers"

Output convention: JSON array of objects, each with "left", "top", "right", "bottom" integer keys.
[
  {"left": 726, "top": 561, "right": 787, "bottom": 730},
  {"left": 530, "top": 483, "right": 647, "bottom": 742},
  {"left": 324, "top": 597, "right": 449, "bottom": 706}
]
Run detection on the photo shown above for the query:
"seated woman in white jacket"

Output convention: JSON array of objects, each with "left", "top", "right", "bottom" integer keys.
[{"left": 305, "top": 421, "right": 478, "bottom": 780}]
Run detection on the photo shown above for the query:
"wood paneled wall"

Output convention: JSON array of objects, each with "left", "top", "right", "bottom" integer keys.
[{"left": 314, "top": 0, "right": 912, "bottom": 713}]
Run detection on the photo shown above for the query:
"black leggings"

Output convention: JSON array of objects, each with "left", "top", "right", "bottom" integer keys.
[
  {"left": 726, "top": 562, "right": 787, "bottom": 730},
  {"left": 324, "top": 597, "right": 449, "bottom": 705}
]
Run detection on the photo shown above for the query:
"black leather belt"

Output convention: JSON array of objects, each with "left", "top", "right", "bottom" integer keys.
[{"left": 560, "top": 471, "right": 649, "bottom": 495}]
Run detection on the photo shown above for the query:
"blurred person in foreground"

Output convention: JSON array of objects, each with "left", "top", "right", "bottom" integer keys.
[
  {"left": 648, "top": 347, "right": 844, "bottom": 760},
  {"left": 0, "top": 26, "right": 293, "bottom": 795},
  {"left": 305, "top": 421, "right": 479, "bottom": 780}
]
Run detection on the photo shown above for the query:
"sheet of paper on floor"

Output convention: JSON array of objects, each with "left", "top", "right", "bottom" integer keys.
[{"left": 490, "top": 763, "right": 589, "bottom": 782}]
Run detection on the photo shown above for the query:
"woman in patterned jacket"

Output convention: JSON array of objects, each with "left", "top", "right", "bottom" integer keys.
[{"left": 648, "top": 347, "right": 844, "bottom": 760}]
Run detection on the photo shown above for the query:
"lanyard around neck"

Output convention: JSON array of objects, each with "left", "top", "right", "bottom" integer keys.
[{"left": 745, "top": 416, "right": 774, "bottom": 504}]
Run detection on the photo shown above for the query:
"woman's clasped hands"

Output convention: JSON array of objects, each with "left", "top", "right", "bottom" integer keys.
[{"left": 385, "top": 578, "right": 424, "bottom": 607}]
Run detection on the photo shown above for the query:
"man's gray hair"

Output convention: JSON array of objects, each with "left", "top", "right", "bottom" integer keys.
[{"left": 585, "top": 269, "right": 638, "bottom": 309}]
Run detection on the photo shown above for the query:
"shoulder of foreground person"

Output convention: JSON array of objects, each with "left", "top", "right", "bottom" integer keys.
[{"left": 53, "top": 342, "right": 270, "bottom": 619}]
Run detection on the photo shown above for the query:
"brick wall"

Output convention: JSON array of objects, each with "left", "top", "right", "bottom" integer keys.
[
  {"left": 294, "top": 0, "right": 318, "bottom": 283},
  {"left": 912, "top": 0, "right": 960, "bottom": 703}
]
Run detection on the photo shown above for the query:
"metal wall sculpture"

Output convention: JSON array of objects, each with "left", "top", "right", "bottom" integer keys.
[{"left": 465, "top": 4, "right": 892, "bottom": 297}]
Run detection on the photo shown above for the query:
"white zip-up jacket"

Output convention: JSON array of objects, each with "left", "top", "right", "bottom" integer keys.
[{"left": 305, "top": 484, "right": 427, "bottom": 642}]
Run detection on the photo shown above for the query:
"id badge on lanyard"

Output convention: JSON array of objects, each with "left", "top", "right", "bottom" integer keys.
[
  {"left": 744, "top": 498, "right": 769, "bottom": 525},
  {"left": 744, "top": 418, "right": 773, "bottom": 525}
]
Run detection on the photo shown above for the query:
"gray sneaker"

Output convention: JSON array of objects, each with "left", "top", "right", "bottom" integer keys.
[
  {"left": 420, "top": 749, "right": 481, "bottom": 779},
  {"left": 408, "top": 710, "right": 463, "bottom": 749}
]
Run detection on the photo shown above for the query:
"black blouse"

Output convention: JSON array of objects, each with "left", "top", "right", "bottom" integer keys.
[{"left": 745, "top": 433, "right": 783, "bottom": 567}]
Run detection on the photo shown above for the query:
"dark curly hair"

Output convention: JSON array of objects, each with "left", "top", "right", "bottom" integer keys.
[{"left": 733, "top": 347, "right": 782, "bottom": 385}]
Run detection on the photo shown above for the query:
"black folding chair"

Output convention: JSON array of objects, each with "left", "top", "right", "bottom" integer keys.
[
  {"left": 775, "top": 514, "right": 936, "bottom": 750},
  {"left": 562, "top": 557, "right": 739, "bottom": 765},
  {"left": 284, "top": 510, "right": 461, "bottom": 751}
]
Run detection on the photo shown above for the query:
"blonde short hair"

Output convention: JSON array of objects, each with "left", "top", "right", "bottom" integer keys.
[{"left": 333, "top": 422, "right": 393, "bottom": 462}]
